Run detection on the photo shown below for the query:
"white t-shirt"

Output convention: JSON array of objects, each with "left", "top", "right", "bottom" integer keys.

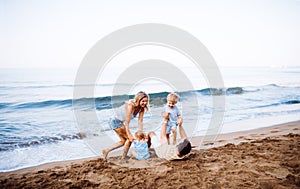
[{"left": 151, "top": 135, "right": 184, "bottom": 160}]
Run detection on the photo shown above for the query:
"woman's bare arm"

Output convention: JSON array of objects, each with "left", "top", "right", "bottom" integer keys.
[
  {"left": 124, "top": 102, "right": 134, "bottom": 141},
  {"left": 137, "top": 109, "right": 145, "bottom": 131}
]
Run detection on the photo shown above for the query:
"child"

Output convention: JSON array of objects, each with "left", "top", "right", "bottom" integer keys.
[
  {"left": 161, "top": 93, "right": 183, "bottom": 145},
  {"left": 131, "top": 131, "right": 150, "bottom": 160}
]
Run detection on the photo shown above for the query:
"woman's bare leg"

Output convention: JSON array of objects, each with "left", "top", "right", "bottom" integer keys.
[
  {"left": 102, "top": 126, "right": 127, "bottom": 160},
  {"left": 102, "top": 141, "right": 124, "bottom": 160},
  {"left": 121, "top": 139, "right": 131, "bottom": 159}
]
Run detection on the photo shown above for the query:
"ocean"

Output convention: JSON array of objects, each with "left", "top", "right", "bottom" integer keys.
[{"left": 0, "top": 66, "right": 299, "bottom": 171}]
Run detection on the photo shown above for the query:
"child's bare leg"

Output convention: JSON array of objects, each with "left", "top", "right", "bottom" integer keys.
[
  {"left": 171, "top": 129, "right": 177, "bottom": 145},
  {"left": 166, "top": 134, "right": 170, "bottom": 145}
]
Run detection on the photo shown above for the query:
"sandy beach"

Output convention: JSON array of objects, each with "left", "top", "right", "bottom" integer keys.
[{"left": 0, "top": 121, "right": 299, "bottom": 189}]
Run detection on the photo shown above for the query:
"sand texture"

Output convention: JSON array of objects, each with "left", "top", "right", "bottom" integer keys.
[{"left": 0, "top": 121, "right": 299, "bottom": 189}]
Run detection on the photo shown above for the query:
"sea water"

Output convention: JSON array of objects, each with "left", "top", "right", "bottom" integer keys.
[{"left": 0, "top": 66, "right": 299, "bottom": 171}]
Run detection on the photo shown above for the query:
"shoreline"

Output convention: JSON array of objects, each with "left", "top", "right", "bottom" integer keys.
[
  {"left": 2, "top": 118, "right": 299, "bottom": 174},
  {"left": 1, "top": 120, "right": 299, "bottom": 173},
  {"left": 0, "top": 120, "right": 299, "bottom": 188}
]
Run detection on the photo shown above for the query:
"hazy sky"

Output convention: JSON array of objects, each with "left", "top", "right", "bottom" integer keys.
[{"left": 1, "top": 0, "right": 300, "bottom": 68}]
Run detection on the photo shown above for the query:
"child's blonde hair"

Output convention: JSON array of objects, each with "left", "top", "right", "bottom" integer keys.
[
  {"left": 167, "top": 92, "right": 179, "bottom": 102},
  {"left": 135, "top": 130, "right": 146, "bottom": 141}
]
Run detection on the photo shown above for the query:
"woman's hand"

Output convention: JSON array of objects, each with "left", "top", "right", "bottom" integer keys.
[{"left": 128, "top": 133, "right": 135, "bottom": 142}]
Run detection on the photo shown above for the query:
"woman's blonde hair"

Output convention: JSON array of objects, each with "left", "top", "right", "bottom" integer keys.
[{"left": 130, "top": 91, "right": 149, "bottom": 111}]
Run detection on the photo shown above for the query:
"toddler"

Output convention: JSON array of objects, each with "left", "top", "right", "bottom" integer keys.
[
  {"left": 131, "top": 131, "right": 150, "bottom": 160},
  {"left": 161, "top": 93, "right": 183, "bottom": 145}
]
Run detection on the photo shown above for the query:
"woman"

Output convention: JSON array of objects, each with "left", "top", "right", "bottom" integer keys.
[{"left": 102, "top": 91, "right": 149, "bottom": 160}]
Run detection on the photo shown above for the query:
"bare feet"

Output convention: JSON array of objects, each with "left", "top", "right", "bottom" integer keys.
[{"left": 102, "top": 149, "right": 108, "bottom": 160}]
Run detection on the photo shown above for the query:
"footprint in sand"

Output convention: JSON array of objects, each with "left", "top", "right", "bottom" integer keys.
[
  {"left": 204, "top": 142, "right": 214, "bottom": 146},
  {"left": 235, "top": 136, "right": 246, "bottom": 140},
  {"left": 270, "top": 130, "right": 280, "bottom": 133}
]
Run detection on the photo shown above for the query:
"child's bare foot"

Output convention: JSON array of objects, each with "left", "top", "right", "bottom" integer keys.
[{"left": 102, "top": 149, "right": 108, "bottom": 160}]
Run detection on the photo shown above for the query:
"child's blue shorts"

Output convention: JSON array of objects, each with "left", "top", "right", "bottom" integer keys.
[{"left": 166, "top": 124, "right": 177, "bottom": 134}]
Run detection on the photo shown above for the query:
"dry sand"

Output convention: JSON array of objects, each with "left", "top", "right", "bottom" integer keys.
[{"left": 0, "top": 121, "right": 299, "bottom": 189}]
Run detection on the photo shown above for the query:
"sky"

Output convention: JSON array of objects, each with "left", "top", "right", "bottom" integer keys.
[{"left": 1, "top": 0, "right": 300, "bottom": 69}]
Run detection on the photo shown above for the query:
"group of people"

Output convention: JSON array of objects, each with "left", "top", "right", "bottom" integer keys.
[{"left": 102, "top": 91, "right": 192, "bottom": 161}]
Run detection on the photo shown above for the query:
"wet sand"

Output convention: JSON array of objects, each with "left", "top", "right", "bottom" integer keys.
[{"left": 0, "top": 121, "right": 299, "bottom": 188}]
